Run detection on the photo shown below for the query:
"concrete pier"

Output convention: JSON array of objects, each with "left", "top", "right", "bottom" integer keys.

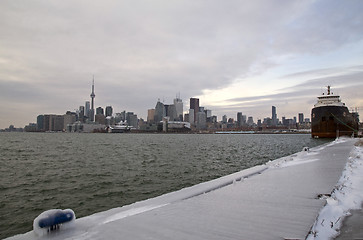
[{"left": 8, "top": 138, "right": 358, "bottom": 240}]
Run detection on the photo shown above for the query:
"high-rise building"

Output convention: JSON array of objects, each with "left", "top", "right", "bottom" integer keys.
[
  {"left": 126, "top": 112, "right": 138, "bottom": 128},
  {"left": 96, "top": 107, "right": 104, "bottom": 115},
  {"left": 237, "top": 112, "right": 242, "bottom": 127},
  {"left": 147, "top": 109, "right": 155, "bottom": 123},
  {"left": 120, "top": 111, "right": 126, "bottom": 122},
  {"left": 247, "top": 116, "right": 254, "bottom": 126},
  {"left": 166, "top": 104, "right": 177, "bottom": 121},
  {"left": 222, "top": 115, "right": 227, "bottom": 123},
  {"left": 85, "top": 101, "right": 90, "bottom": 118},
  {"left": 190, "top": 98, "right": 199, "bottom": 123},
  {"left": 64, "top": 112, "right": 77, "bottom": 130},
  {"left": 272, "top": 106, "right": 277, "bottom": 126},
  {"left": 106, "top": 106, "right": 113, "bottom": 117},
  {"left": 43, "top": 115, "right": 51, "bottom": 131},
  {"left": 37, "top": 115, "right": 44, "bottom": 131},
  {"left": 95, "top": 114, "right": 106, "bottom": 125},
  {"left": 78, "top": 106, "right": 84, "bottom": 123},
  {"left": 44, "top": 114, "right": 64, "bottom": 132},
  {"left": 174, "top": 96, "right": 183, "bottom": 121},
  {"left": 90, "top": 78, "right": 96, "bottom": 122},
  {"left": 298, "top": 113, "right": 304, "bottom": 124},
  {"left": 188, "top": 109, "right": 195, "bottom": 125},
  {"left": 154, "top": 100, "right": 166, "bottom": 122},
  {"left": 205, "top": 109, "right": 212, "bottom": 118},
  {"left": 184, "top": 113, "right": 189, "bottom": 123},
  {"left": 196, "top": 111, "right": 206, "bottom": 129}
]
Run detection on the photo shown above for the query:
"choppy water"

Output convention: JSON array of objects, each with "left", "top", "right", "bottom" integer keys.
[{"left": 0, "top": 132, "right": 330, "bottom": 239}]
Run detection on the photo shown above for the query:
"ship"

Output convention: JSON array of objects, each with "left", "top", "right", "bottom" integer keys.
[
  {"left": 311, "top": 86, "right": 359, "bottom": 138},
  {"left": 108, "top": 121, "right": 132, "bottom": 133}
]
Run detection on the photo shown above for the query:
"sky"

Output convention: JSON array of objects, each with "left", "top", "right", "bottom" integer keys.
[{"left": 1, "top": 0, "right": 363, "bottom": 129}]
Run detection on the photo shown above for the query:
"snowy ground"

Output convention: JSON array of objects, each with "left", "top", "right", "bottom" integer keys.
[
  {"left": 307, "top": 139, "right": 363, "bottom": 239},
  {"left": 7, "top": 138, "right": 361, "bottom": 240}
]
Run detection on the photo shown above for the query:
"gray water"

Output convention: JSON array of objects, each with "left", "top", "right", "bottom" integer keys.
[{"left": 0, "top": 132, "right": 330, "bottom": 239}]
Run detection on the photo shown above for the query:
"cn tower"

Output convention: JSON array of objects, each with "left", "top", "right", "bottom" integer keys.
[{"left": 90, "top": 76, "right": 95, "bottom": 122}]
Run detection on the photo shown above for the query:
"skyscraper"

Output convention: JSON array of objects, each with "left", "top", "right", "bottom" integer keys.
[
  {"left": 90, "top": 77, "right": 96, "bottom": 122},
  {"left": 272, "top": 106, "right": 277, "bottom": 126},
  {"left": 298, "top": 113, "right": 304, "bottom": 124},
  {"left": 190, "top": 98, "right": 199, "bottom": 124},
  {"left": 154, "top": 100, "right": 166, "bottom": 122},
  {"left": 237, "top": 112, "right": 242, "bottom": 127},
  {"left": 174, "top": 95, "right": 183, "bottom": 121},
  {"left": 147, "top": 109, "right": 155, "bottom": 123},
  {"left": 96, "top": 107, "right": 104, "bottom": 115},
  {"left": 106, "top": 106, "right": 113, "bottom": 117},
  {"left": 85, "top": 101, "right": 90, "bottom": 118}
]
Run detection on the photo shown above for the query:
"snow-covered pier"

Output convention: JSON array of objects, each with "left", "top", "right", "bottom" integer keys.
[{"left": 8, "top": 138, "right": 363, "bottom": 240}]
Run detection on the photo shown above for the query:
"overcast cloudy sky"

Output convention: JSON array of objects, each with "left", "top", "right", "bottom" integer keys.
[{"left": 1, "top": 0, "right": 363, "bottom": 128}]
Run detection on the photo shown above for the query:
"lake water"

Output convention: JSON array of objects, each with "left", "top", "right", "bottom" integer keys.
[{"left": 0, "top": 132, "right": 330, "bottom": 239}]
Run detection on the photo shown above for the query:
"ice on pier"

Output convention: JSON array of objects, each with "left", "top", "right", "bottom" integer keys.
[
  {"left": 307, "top": 139, "right": 363, "bottom": 239},
  {"left": 32, "top": 209, "right": 75, "bottom": 236},
  {"left": 7, "top": 138, "right": 362, "bottom": 240}
]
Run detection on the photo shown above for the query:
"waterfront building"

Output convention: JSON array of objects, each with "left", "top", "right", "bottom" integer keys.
[
  {"left": 96, "top": 107, "right": 104, "bottom": 115},
  {"left": 188, "top": 109, "right": 195, "bottom": 125},
  {"left": 36, "top": 115, "right": 44, "bottom": 131},
  {"left": 79, "top": 106, "right": 85, "bottom": 123},
  {"left": 166, "top": 104, "right": 177, "bottom": 121},
  {"left": 106, "top": 106, "right": 113, "bottom": 117},
  {"left": 53, "top": 115, "right": 64, "bottom": 131},
  {"left": 184, "top": 113, "right": 189, "bottom": 123},
  {"left": 127, "top": 112, "right": 138, "bottom": 128},
  {"left": 96, "top": 114, "right": 106, "bottom": 125},
  {"left": 63, "top": 112, "right": 77, "bottom": 130},
  {"left": 154, "top": 100, "right": 166, "bottom": 122},
  {"left": 257, "top": 119, "right": 262, "bottom": 127},
  {"left": 115, "top": 113, "right": 123, "bottom": 123},
  {"left": 222, "top": 115, "right": 227, "bottom": 124},
  {"left": 272, "top": 106, "right": 277, "bottom": 126},
  {"left": 68, "top": 122, "right": 105, "bottom": 133},
  {"left": 190, "top": 98, "right": 199, "bottom": 124},
  {"left": 242, "top": 115, "right": 247, "bottom": 125},
  {"left": 85, "top": 101, "right": 90, "bottom": 118},
  {"left": 43, "top": 115, "right": 51, "bottom": 131},
  {"left": 205, "top": 109, "right": 212, "bottom": 118},
  {"left": 196, "top": 111, "right": 207, "bottom": 129},
  {"left": 24, "top": 123, "right": 37, "bottom": 132},
  {"left": 263, "top": 117, "right": 272, "bottom": 126},
  {"left": 237, "top": 112, "right": 242, "bottom": 127},
  {"left": 247, "top": 116, "right": 254, "bottom": 126},
  {"left": 120, "top": 111, "right": 126, "bottom": 122},
  {"left": 174, "top": 96, "right": 183, "bottom": 121},
  {"left": 147, "top": 109, "right": 155, "bottom": 123},
  {"left": 210, "top": 115, "right": 217, "bottom": 123},
  {"left": 299, "top": 113, "right": 304, "bottom": 123},
  {"left": 44, "top": 114, "right": 64, "bottom": 131}
]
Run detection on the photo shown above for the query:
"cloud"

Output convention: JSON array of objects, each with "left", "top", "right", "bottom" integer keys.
[
  {"left": 1, "top": 0, "right": 363, "bottom": 127},
  {"left": 207, "top": 65, "right": 363, "bottom": 120}
]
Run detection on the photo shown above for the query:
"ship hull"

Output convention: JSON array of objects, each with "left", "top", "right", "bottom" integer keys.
[{"left": 311, "top": 106, "right": 358, "bottom": 138}]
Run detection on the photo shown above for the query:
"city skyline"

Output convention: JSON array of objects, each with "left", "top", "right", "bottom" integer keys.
[
  {"left": 1, "top": 1, "right": 363, "bottom": 129},
  {"left": 4, "top": 80, "right": 311, "bottom": 131}
]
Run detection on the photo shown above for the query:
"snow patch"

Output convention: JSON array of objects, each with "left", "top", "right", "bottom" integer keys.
[
  {"left": 103, "top": 204, "right": 169, "bottom": 224},
  {"left": 307, "top": 140, "right": 363, "bottom": 239},
  {"left": 268, "top": 147, "right": 319, "bottom": 169}
]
